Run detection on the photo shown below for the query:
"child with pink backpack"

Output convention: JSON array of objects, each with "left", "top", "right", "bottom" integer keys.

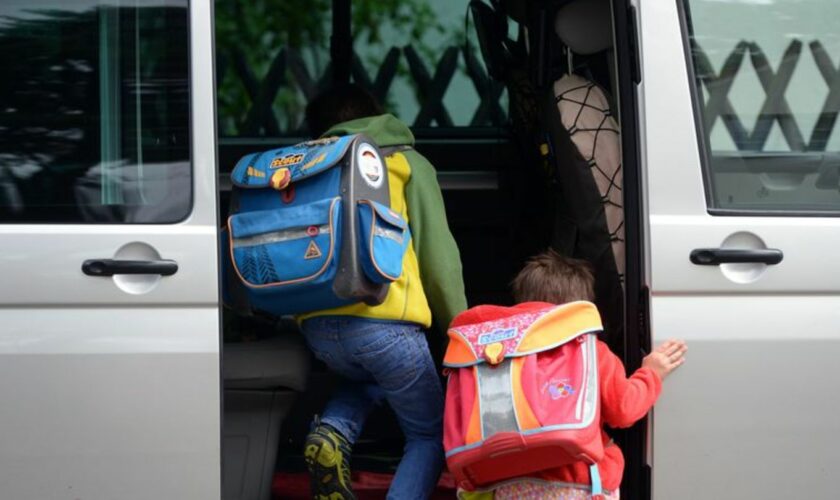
[{"left": 443, "top": 251, "right": 686, "bottom": 499}]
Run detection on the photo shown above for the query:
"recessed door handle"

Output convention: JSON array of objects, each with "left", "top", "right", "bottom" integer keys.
[
  {"left": 82, "top": 259, "right": 179, "bottom": 277},
  {"left": 690, "top": 248, "right": 783, "bottom": 266}
]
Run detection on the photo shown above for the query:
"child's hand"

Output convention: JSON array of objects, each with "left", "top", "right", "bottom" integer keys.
[{"left": 642, "top": 339, "right": 687, "bottom": 380}]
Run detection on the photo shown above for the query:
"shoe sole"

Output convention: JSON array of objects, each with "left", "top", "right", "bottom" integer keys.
[{"left": 304, "top": 435, "right": 356, "bottom": 500}]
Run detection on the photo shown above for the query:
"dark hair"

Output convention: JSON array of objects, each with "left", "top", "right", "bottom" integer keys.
[
  {"left": 305, "top": 83, "right": 385, "bottom": 137},
  {"left": 511, "top": 250, "right": 595, "bottom": 304}
]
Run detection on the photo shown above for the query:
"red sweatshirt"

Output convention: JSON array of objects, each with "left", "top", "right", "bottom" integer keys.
[{"left": 529, "top": 340, "right": 662, "bottom": 492}]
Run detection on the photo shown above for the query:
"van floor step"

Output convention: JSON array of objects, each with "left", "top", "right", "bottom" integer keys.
[{"left": 272, "top": 471, "right": 457, "bottom": 499}]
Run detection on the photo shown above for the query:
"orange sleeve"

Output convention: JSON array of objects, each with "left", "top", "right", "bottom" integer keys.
[{"left": 597, "top": 340, "right": 662, "bottom": 429}]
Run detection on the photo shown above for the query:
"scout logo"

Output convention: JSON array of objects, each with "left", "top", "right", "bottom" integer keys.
[
  {"left": 270, "top": 168, "right": 291, "bottom": 190},
  {"left": 357, "top": 143, "right": 384, "bottom": 189},
  {"left": 271, "top": 153, "right": 304, "bottom": 169},
  {"left": 304, "top": 240, "right": 322, "bottom": 260},
  {"left": 478, "top": 327, "right": 517, "bottom": 345}
]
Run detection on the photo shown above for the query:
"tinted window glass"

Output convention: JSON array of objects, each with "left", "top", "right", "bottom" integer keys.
[
  {"left": 0, "top": 0, "right": 191, "bottom": 223},
  {"left": 215, "top": 0, "right": 332, "bottom": 138},
  {"left": 352, "top": 1, "right": 509, "bottom": 129},
  {"left": 684, "top": 0, "right": 840, "bottom": 214},
  {"left": 215, "top": 0, "right": 508, "bottom": 138}
]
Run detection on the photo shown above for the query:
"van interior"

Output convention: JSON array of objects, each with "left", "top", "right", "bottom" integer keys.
[{"left": 217, "top": 0, "right": 646, "bottom": 498}]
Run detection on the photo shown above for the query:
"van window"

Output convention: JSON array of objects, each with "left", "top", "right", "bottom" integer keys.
[
  {"left": 351, "top": 1, "right": 508, "bottom": 128},
  {"left": 0, "top": 0, "right": 191, "bottom": 223},
  {"left": 215, "top": 0, "right": 507, "bottom": 138},
  {"left": 683, "top": 0, "right": 840, "bottom": 214},
  {"left": 215, "top": 0, "right": 332, "bottom": 138}
]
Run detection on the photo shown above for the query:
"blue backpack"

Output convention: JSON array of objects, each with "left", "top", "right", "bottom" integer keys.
[{"left": 221, "top": 134, "right": 411, "bottom": 316}]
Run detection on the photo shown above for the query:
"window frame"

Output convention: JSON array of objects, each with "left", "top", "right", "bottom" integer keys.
[{"left": 678, "top": 0, "right": 840, "bottom": 218}]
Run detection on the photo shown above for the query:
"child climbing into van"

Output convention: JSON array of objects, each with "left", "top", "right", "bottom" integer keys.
[
  {"left": 446, "top": 250, "right": 686, "bottom": 499},
  {"left": 299, "top": 84, "right": 467, "bottom": 500}
]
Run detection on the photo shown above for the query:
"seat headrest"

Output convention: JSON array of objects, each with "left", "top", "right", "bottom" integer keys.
[{"left": 554, "top": 0, "right": 613, "bottom": 55}]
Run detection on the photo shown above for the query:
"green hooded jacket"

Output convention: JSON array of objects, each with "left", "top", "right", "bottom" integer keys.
[{"left": 300, "top": 114, "right": 467, "bottom": 335}]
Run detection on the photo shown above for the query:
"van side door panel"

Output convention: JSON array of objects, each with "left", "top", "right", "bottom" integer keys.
[
  {"left": 640, "top": 0, "right": 840, "bottom": 498},
  {"left": 0, "top": 1, "right": 220, "bottom": 498}
]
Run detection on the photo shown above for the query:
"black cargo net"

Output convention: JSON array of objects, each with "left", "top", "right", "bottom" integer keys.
[{"left": 555, "top": 81, "right": 624, "bottom": 285}]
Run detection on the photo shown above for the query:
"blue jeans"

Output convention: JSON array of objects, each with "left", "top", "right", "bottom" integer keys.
[{"left": 300, "top": 316, "right": 445, "bottom": 500}]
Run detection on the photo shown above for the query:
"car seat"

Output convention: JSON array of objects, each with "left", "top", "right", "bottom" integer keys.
[
  {"left": 539, "top": 0, "right": 624, "bottom": 353},
  {"left": 222, "top": 317, "right": 310, "bottom": 500},
  {"left": 541, "top": 0, "right": 625, "bottom": 352},
  {"left": 469, "top": 0, "right": 624, "bottom": 349},
  {"left": 552, "top": 0, "right": 624, "bottom": 284}
]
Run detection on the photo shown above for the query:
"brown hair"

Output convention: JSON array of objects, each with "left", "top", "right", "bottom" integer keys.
[
  {"left": 305, "top": 83, "right": 385, "bottom": 137},
  {"left": 511, "top": 250, "right": 595, "bottom": 304}
]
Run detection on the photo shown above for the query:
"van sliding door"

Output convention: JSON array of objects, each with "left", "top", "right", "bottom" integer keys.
[
  {"left": 640, "top": 0, "right": 840, "bottom": 498},
  {"left": 0, "top": 1, "right": 220, "bottom": 498}
]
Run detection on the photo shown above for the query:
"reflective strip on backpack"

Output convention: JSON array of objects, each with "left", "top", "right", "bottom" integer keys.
[
  {"left": 581, "top": 335, "right": 598, "bottom": 425},
  {"left": 232, "top": 225, "right": 332, "bottom": 248},
  {"left": 476, "top": 359, "right": 519, "bottom": 438},
  {"left": 575, "top": 335, "right": 590, "bottom": 421},
  {"left": 374, "top": 226, "right": 404, "bottom": 244}
]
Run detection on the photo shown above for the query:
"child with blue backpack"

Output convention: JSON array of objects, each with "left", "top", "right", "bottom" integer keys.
[{"left": 299, "top": 84, "right": 467, "bottom": 500}]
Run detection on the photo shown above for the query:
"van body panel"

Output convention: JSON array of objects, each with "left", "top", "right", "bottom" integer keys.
[
  {"left": 0, "top": 0, "right": 221, "bottom": 498},
  {"left": 649, "top": 297, "right": 840, "bottom": 499},
  {"left": 640, "top": 0, "right": 840, "bottom": 498}
]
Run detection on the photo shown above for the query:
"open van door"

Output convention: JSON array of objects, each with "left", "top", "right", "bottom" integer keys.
[
  {"left": 0, "top": 1, "right": 220, "bottom": 498},
  {"left": 640, "top": 0, "right": 840, "bottom": 498}
]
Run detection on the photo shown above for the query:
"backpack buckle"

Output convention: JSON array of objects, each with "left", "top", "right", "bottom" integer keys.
[
  {"left": 484, "top": 342, "right": 505, "bottom": 365},
  {"left": 269, "top": 167, "right": 291, "bottom": 190}
]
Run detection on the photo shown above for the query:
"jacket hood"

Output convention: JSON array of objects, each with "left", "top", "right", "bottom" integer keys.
[{"left": 322, "top": 113, "right": 415, "bottom": 148}]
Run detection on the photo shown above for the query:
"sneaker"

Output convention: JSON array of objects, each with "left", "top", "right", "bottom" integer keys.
[{"left": 303, "top": 423, "right": 356, "bottom": 500}]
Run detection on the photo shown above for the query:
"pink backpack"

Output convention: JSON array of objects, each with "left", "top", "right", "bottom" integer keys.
[{"left": 443, "top": 301, "right": 606, "bottom": 495}]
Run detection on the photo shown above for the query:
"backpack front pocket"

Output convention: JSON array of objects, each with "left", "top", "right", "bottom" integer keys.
[
  {"left": 357, "top": 200, "right": 410, "bottom": 284},
  {"left": 228, "top": 197, "right": 341, "bottom": 288}
]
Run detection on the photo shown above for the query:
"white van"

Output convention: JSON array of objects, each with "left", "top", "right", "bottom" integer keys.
[{"left": 0, "top": 0, "right": 837, "bottom": 499}]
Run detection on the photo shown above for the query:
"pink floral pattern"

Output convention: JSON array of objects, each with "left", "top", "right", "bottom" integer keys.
[
  {"left": 450, "top": 307, "right": 555, "bottom": 361},
  {"left": 494, "top": 481, "right": 620, "bottom": 500}
]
